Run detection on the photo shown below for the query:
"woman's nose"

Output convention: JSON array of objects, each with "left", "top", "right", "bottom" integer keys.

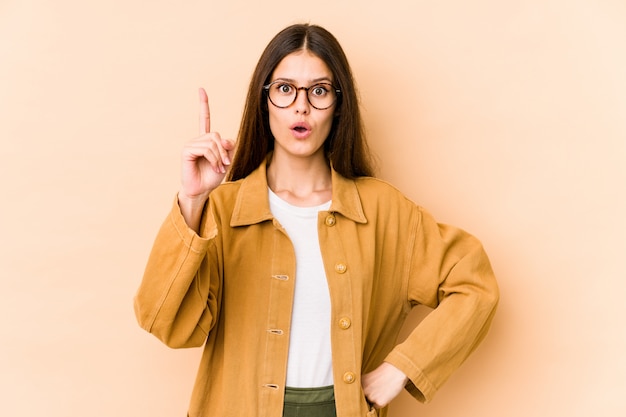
[{"left": 293, "top": 87, "right": 310, "bottom": 114}]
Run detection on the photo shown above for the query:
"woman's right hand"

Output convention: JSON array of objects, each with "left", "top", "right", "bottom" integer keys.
[{"left": 178, "top": 88, "right": 235, "bottom": 231}]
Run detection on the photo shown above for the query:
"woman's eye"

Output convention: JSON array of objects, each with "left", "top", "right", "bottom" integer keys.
[
  {"left": 311, "top": 86, "right": 328, "bottom": 96},
  {"left": 277, "top": 84, "right": 293, "bottom": 94}
]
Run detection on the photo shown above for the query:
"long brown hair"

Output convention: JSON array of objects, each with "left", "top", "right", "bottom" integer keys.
[{"left": 226, "top": 23, "right": 375, "bottom": 181}]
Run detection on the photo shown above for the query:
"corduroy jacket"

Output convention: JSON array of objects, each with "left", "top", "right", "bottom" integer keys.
[{"left": 134, "top": 158, "right": 499, "bottom": 417}]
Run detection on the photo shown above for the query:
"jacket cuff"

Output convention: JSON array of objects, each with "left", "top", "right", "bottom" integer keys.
[
  {"left": 384, "top": 350, "right": 435, "bottom": 403},
  {"left": 170, "top": 195, "right": 217, "bottom": 251}
]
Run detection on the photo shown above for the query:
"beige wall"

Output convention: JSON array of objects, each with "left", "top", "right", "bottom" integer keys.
[{"left": 1, "top": 0, "right": 625, "bottom": 415}]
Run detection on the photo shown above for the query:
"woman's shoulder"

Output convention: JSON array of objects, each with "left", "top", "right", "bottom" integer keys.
[
  {"left": 210, "top": 178, "right": 244, "bottom": 199},
  {"left": 353, "top": 176, "right": 418, "bottom": 205},
  {"left": 347, "top": 176, "right": 430, "bottom": 223}
]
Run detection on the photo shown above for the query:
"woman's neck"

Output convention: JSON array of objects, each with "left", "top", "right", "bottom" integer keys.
[{"left": 266, "top": 152, "right": 332, "bottom": 207}]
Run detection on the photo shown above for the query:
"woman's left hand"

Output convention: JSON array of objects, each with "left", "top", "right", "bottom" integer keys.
[{"left": 361, "top": 362, "right": 409, "bottom": 409}]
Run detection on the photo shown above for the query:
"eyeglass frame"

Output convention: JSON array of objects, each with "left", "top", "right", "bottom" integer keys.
[{"left": 263, "top": 81, "right": 341, "bottom": 110}]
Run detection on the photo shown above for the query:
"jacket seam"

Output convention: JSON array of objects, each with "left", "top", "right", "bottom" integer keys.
[
  {"left": 402, "top": 206, "right": 421, "bottom": 314},
  {"left": 146, "top": 242, "right": 194, "bottom": 333}
]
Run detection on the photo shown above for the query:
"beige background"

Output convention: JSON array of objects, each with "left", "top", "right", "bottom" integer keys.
[{"left": 1, "top": 0, "right": 625, "bottom": 416}]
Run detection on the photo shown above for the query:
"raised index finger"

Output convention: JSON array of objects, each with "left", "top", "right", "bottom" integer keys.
[{"left": 198, "top": 88, "right": 210, "bottom": 134}]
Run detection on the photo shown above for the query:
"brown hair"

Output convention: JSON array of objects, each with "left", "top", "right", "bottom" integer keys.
[{"left": 226, "top": 23, "right": 375, "bottom": 181}]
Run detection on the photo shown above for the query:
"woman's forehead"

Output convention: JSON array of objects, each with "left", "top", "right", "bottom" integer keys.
[{"left": 271, "top": 50, "right": 333, "bottom": 83}]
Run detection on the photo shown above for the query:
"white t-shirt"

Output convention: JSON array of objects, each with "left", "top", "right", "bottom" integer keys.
[{"left": 268, "top": 188, "right": 333, "bottom": 388}]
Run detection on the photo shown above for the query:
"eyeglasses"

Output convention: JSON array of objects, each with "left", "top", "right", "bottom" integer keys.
[{"left": 263, "top": 81, "right": 341, "bottom": 110}]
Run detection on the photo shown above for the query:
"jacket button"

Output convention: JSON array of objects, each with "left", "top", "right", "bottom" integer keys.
[
  {"left": 334, "top": 263, "right": 347, "bottom": 274},
  {"left": 343, "top": 372, "right": 356, "bottom": 384},
  {"left": 339, "top": 317, "right": 351, "bottom": 329},
  {"left": 325, "top": 215, "right": 336, "bottom": 226}
]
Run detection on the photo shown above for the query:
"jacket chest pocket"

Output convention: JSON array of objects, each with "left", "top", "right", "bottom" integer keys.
[{"left": 366, "top": 407, "right": 378, "bottom": 417}]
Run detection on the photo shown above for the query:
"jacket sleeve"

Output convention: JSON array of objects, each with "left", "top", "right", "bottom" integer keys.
[
  {"left": 133, "top": 197, "right": 221, "bottom": 349},
  {"left": 384, "top": 206, "right": 499, "bottom": 403}
]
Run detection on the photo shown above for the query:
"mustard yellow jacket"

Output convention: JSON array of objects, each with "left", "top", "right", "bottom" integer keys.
[{"left": 134, "top": 158, "right": 499, "bottom": 417}]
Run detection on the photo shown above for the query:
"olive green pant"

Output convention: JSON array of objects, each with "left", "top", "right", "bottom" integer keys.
[{"left": 282, "top": 385, "right": 336, "bottom": 417}]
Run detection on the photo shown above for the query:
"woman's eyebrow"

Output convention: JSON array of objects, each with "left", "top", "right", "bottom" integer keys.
[
  {"left": 271, "top": 76, "right": 334, "bottom": 84},
  {"left": 310, "top": 76, "right": 333, "bottom": 83}
]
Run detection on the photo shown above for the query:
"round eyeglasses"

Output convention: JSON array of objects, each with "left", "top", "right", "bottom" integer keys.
[{"left": 263, "top": 81, "right": 341, "bottom": 110}]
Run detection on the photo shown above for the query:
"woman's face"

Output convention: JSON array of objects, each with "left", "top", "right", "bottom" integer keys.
[{"left": 267, "top": 50, "right": 336, "bottom": 162}]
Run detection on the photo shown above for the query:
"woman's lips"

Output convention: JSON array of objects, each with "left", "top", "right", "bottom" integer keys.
[{"left": 290, "top": 122, "right": 311, "bottom": 139}]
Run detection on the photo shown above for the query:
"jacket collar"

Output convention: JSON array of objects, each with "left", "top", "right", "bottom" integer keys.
[{"left": 230, "top": 157, "right": 367, "bottom": 227}]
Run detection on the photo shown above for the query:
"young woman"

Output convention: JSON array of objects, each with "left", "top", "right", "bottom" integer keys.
[{"left": 134, "top": 23, "right": 499, "bottom": 417}]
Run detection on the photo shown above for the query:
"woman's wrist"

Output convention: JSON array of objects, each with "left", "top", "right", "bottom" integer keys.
[{"left": 177, "top": 192, "right": 209, "bottom": 233}]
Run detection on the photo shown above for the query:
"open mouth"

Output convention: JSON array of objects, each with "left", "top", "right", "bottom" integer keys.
[{"left": 290, "top": 122, "right": 312, "bottom": 138}]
